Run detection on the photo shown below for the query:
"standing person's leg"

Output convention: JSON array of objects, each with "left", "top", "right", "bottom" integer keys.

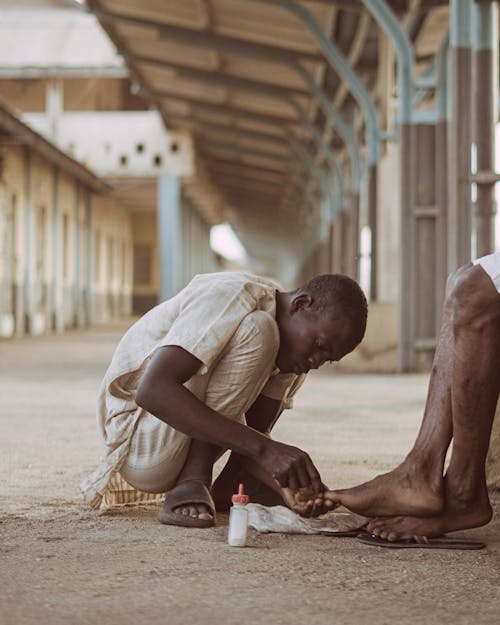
[
  {"left": 368, "top": 261, "right": 500, "bottom": 539},
  {"left": 324, "top": 276, "right": 460, "bottom": 517}
]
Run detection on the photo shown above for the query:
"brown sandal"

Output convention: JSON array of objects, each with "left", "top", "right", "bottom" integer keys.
[{"left": 158, "top": 480, "right": 216, "bottom": 528}]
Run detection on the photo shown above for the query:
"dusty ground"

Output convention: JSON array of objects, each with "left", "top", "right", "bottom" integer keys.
[{"left": 1, "top": 320, "right": 499, "bottom": 625}]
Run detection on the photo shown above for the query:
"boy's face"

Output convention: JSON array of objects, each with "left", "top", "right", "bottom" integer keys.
[{"left": 276, "top": 299, "right": 354, "bottom": 374}]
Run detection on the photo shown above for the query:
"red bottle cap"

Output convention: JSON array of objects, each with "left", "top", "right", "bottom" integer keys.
[{"left": 231, "top": 483, "right": 249, "bottom": 505}]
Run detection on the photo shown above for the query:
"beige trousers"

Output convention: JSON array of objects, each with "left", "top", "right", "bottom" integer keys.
[{"left": 119, "top": 310, "right": 279, "bottom": 493}]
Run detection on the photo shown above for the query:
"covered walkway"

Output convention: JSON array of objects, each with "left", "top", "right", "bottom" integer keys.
[
  {"left": 1, "top": 322, "right": 499, "bottom": 625},
  {"left": 1, "top": 3, "right": 500, "bottom": 623}
]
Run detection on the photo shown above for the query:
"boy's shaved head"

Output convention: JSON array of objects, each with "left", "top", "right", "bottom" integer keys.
[{"left": 298, "top": 274, "right": 368, "bottom": 351}]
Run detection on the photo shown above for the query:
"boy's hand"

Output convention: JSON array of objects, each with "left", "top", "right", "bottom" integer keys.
[
  {"left": 258, "top": 439, "right": 323, "bottom": 494},
  {"left": 282, "top": 486, "right": 340, "bottom": 518}
]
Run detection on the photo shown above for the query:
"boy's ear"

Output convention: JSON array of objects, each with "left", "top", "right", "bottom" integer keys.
[{"left": 291, "top": 292, "right": 313, "bottom": 313}]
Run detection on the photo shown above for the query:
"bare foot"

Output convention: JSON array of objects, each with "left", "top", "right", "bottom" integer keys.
[
  {"left": 324, "top": 462, "right": 444, "bottom": 518},
  {"left": 365, "top": 484, "right": 493, "bottom": 541}
]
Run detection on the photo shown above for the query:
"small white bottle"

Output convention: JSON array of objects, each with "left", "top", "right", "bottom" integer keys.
[{"left": 228, "top": 483, "right": 249, "bottom": 547}]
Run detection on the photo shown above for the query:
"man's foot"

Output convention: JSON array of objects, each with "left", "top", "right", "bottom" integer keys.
[
  {"left": 365, "top": 482, "right": 493, "bottom": 540},
  {"left": 324, "top": 462, "right": 444, "bottom": 518},
  {"left": 158, "top": 479, "right": 215, "bottom": 527}
]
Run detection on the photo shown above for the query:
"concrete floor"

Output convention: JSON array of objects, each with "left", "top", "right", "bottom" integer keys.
[{"left": 1, "top": 320, "right": 499, "bottom": 625}]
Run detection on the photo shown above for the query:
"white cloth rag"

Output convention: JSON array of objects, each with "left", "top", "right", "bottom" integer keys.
[{"left": 246, "top": 503, "right": 366, "bottom": 535}]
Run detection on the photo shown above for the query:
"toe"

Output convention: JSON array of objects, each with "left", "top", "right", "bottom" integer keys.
[
  {"left": 188, "top": 505, "right": 198, "bottom": 518},
  {"left": 195, "top": 504, "right": 213, "bottom": 521},
  {"left": 368, "top": 517, "right": 387, "bottom": 531}
]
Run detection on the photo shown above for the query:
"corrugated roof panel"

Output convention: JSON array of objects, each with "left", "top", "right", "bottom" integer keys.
[
  {"left": 211, "top": 0, "right": 330, "bottom": 53},
  {"left": 126, "top": 37, "right": 221, "bottom": 71},
  {"left": 229, "top": 91, "right": 306, "bottom": 119},
  {"left": 98, "top": 0, "right": 207, "bottom": 28},
  {"left": 228, "top": 117, "right": 290, "bottom": 137},
  {"left": 109, "top": 20, "right": 155, "bottom": 41},
  {"left": 217, "top": 55, "right": 313, "bottom": 91},
  {"left": 204, "top": 134, "right": 288, "bottom": 156},
  {"left": 161, "top": 98, "right": 193, "bottom": 117},
  {"left": 141, "top": 65, "right": 229, "bottom": 101}
]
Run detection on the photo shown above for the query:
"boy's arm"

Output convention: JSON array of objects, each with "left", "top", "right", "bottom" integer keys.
[
  {"left": 241, "top": 394, "right": 330, "bottom": 517},
  {"left": 136, "top": 345, "right": 322, "bottom": 493}
]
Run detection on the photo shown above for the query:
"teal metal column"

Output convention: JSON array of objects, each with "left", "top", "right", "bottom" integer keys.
[
  {"left": 449, "top": 0, "right": 473, "bottom": 270},
  {"left": 287, "top": 131, "right": 343, "bottom": 276},
  {"left": 473, "top": 0, "right": 498, "bottom": 257},
  {"left": 362, "top": 0, "right": 416, "bottom": 372},
  {"left": 261, "top": 0, "right": 380, "bottom": 165},
  {"left": 158, "top": 174, "right": 182, "bottom": 301},
  {"left": 288, "top": 99, "right": 345, "bottom": 209},
  {"left": 286, "top": 129, "right": 337, "bottom": 217},
  {"left": 292, "top": 63, "right": 363, "bottom": 280},
  {"left": 292, "top": 63, "right": 363, "bottom": 193}
]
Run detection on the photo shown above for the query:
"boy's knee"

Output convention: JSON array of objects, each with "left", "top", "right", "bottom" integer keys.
[{"left": 450, "top": 263, "right": 497, "bottom": 330}]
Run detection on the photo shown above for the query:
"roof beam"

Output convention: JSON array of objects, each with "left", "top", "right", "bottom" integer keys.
[
  {"left": 213, "top": 180, "right": 282, "bottom": 198},
  {"left": 212, "top": 172, "right": 282, "bottom": 189},
  {"left": 157, "top": 93, "right": 298, "bottom": 127},
  {"left": 200, "top": 139, "right": 290, "bottom": 166},
  {"left": 205, "top": 160, "right": 287, "bottom": 183},
  {"left": 205, "top": 158, "right": 287, "bottom": 178},
  {"left": 194, "top": 121, "right": 289, "bottom": 148},
  {"left": 125, "top": 53, "right": 310, "bottom": 99}
]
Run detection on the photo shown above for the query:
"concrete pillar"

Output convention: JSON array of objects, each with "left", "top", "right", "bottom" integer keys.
[
  {"left": 85, "top": 190, "right": 93, "bottom": 327},
  {"left": 473, "top": 0, "right": 498, "bottom": 257},
  {"left": 367, "top": 164, "right": 378, "bottom": 299},
  {"left": 158, "top": 174, "right": 182, "bottom": 301},
  {"left": 435, "top": 36, "right": 450, "bottom": 328},
  {"left": 340, "top": 210, "right": 350, "bottom": 276},
  {"left": 45, "top": 79, "right": 63, "bottom": 144},
  {"left": 351, "top": 192, "right": 360, "bottom": 281},
  {"left": 333, "top": 219, "right": 341, "bottom": 276},
  {"left": 23, "top": 148, "right": 32, "bottom": 336},
  {"left": 73, "top": 182, "right": 83, "bottom": 327},
  {"left": 185, "top": 200, "right": 193, "bottom": 284},
  {"left": 50, "top": 166, "right": 62, "bottom": 332},
  {"left": 328, "top": 222, "right": 334, "bottom": 273},
  {"left": 414, "top": 123, "right": 438, "bottom": 370},
  {"left": 398, "top": 122, "right": 416, "bottom": 371},
  {"left": 448, "top": 0, "right": 473, "bottom": 271}
]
